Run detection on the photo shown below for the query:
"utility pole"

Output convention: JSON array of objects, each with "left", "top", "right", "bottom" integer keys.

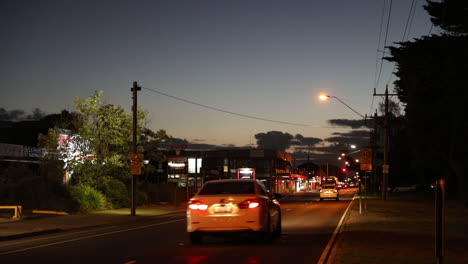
[
  {"left": 131, "top": 81, "right": 141, "bottom": 216},
  {"left": 373, "top": 85, "right": 397, "bottom": 200},
  {"left": 372, "top": 111, "right": 378, "bottom": 195}
]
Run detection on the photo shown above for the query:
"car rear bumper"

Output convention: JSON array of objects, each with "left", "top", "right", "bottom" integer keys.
[
  {"left": 187, "top": 213, "right": 264, "bottom": 232},
  {"left": 320, "top": 193, "right": 338, "bottom": 198}
]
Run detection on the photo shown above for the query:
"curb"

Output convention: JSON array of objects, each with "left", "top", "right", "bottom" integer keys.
[{"left": 317, "top": 196, "right": 356, "bottom": 264}]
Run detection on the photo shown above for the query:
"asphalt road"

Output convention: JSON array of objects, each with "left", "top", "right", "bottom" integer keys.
[{"left": 0, "top": 189, "right": 356, "bottom": 264}]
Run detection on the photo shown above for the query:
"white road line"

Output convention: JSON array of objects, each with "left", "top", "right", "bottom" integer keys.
[
  {"left": 0, "top": 225, "right": 116, "bottom": 247},
  {"left": 0, "top": 214, "right": 185, "bottom": 248},
  {"left": 0, "top": 218, "right": 185, "bottom": 255},
  {"left": 316, "top": 195, "right": 355, "bottom": 264}
]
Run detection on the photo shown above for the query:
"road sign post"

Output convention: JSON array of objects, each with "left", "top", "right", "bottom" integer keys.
[
  {"left": 131, "top": 82, "right": 141, "bottom": 216},
  {"left": 130, "top": 153, "right": 143, "bottom": 175}
]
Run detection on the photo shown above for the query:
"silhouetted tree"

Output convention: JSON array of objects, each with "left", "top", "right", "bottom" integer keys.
[{"left": 386, "top": 0, "right": 468, "bottom": 205}]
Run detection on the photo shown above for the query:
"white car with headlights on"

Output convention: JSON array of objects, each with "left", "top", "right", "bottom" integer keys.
[{"left": 187, "top": 179, "right": 282, "bottom": 244}]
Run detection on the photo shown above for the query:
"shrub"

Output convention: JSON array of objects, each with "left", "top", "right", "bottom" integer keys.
[
  {"left": 97, "top": 177, "right": 129, "bottom": 208},
  {"left": 67, "top": 185, "right": 108, "bottom": 212}
]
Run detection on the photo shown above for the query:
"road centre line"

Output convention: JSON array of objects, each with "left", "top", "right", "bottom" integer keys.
[
  {"left": 0, "top": 218, "right": 185, "bottom": 255},
  {"left": 0, "top": 214, "right": 186, "bottom": 248},
  {"left": 0, "top": 214, "right": 185, "bottom": 248},
  {"left": 0, "top": 226, "right": 116, "bottom": 248}
]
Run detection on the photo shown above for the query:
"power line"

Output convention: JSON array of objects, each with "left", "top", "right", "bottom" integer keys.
[
  {"left": 385, "top": 0, "right": 418, "bottom": 87},
  {"left": 375, "top": 0, "right": 393, "bottom": 90},
  {"left": 373, "top": 0, "right": 387, "bottom": 89},
  {"left": 141, "top": 86, "right": 308, "bottom": 127}
]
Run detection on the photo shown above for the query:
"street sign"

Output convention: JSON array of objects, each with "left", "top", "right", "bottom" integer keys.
[
  {"left": 130, "top": 153, "right": 143, "bottom": 175},
  {"left": 360, "top": 163, "right": 372, "bottom": 171},
  {"left": 360, "top": 148, "right": 372, "bottom": 164}
]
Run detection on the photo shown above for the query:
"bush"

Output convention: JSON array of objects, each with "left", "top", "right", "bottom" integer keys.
[
  {"left": 67, "top": 185, "right": 108, "bottom": 212},
  {"left": 97, "top": 177, "right": 129, "bottom": 208}
]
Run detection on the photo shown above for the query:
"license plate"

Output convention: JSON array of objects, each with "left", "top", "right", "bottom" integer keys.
[{"left": 214, "top": 205, "right": 232, "bottom": 213}]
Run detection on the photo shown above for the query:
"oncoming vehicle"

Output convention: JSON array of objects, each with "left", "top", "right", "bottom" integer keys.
[
  {"left": 320, "top": 184, "right": 339, "bottom": 201},
  {"left": 187, "top": 179, "right": 282, "bottom": 244}
]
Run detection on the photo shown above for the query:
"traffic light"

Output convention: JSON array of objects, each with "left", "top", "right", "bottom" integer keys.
[{"left": 342, "top": 168, "right": 347, "bottom": 173}]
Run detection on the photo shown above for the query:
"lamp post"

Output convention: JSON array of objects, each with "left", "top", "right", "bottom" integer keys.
[
  {"left": 319, "top": 94, "right": 373, "bottom": 200},
  {"left": 319, "top": 94, "right": 366, "bottom": 119}
]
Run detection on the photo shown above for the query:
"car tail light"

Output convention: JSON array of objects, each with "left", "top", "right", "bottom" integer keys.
[
  {"left": 334, "top": 190, "right": 338, "bottom": 193},
  {"left": 238, "top": 199, "right": 260, "bottom": 209},
  {"left": 188, "top": 200, "right": 208, "bottom": 210},
  {"left": 320, "top": 189, "right": 323, "bottom": 193}
]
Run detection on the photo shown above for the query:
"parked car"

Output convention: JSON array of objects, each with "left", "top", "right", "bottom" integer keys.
[
  {"left": 320, "top": 184, "right": 339, "bottom": 201},
  {"left": 186, "top": 179, "right": 282, "bottom": 244}
]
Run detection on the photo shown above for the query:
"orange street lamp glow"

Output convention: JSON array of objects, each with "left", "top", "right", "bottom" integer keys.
[
  {"left": 319, "top": 94, "right": 330, "bottom": 101},
  {"left": 317, "top": 93, "right": 366, "bottom": 119}
]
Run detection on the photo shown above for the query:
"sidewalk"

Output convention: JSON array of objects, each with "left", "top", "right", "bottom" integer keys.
[
  {"left": 0, "top": 203, "right": 186, "bottom": 241},
  {"left": 329, "top": 192, "right": 468, "bottom": 264}
]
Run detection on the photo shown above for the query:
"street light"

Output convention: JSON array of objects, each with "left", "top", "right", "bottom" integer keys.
[{"left": 318, "top": 94, "right": 366, "bottom": 119}]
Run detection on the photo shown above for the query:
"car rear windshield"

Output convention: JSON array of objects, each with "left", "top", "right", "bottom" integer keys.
[
  {"left": 198, "top": 181, "right": 255, "bottom": 195},
  {"left": 322, "top": 185, "right": 336, "bottom": 189}
]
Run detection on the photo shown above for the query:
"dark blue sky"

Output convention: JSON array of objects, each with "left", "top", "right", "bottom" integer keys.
[{"left": 1, "top": 0, "right": 433, "bottom": 148}]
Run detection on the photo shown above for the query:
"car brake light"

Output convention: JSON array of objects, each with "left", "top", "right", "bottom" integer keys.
[
  {"left": 334, "top": 190, "right": 338, "bottom": 193},
  {"left": 238, "top": 199, "right": 260, "bottom": 209},
  {"left": 188, "top": 200, "right": 208, "bottom": 210},
  {"left": 320, "top": 189, "right": 323, "bottom": 193}
]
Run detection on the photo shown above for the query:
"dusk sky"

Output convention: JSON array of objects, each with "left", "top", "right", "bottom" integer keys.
[{"left": 1, "top": 0, "right": 434, "bottom": 149}]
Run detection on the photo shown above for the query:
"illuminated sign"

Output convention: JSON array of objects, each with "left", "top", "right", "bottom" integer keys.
[
  {"left": 237, "top": 168, "right": 256, "bottom": 179},
  {"left": 188, "top": 158, "right": 202, "bottom": 173}
]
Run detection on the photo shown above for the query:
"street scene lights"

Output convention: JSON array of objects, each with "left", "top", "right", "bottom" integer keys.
[{"left": 318, "top": 94, "right": 366, "bottom": 119}]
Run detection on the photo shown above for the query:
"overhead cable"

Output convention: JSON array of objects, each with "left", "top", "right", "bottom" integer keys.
[
  {"left": 375, "top": 0, "right": 393, "bottom": 90},
  {"left": 385, "top": 0, "right": 417, "bottom": 87},
  {"left": 141, "top": 86, "right": 308, "bottom": 127}
]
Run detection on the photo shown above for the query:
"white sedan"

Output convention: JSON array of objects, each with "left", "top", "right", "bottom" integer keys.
[{"left": 187, "top": 179, "right": 282, "bottom": 244}]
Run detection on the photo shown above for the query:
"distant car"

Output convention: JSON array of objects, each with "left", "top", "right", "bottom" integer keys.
[
  {"left": 187, "top": 179, "right": 282, "bottom": 244},
  {"left": 337, "top": 182, "right": 347, "bottom": 189},
  {"left": 320, "top": 184, "right": 339, "bottom": 201}
]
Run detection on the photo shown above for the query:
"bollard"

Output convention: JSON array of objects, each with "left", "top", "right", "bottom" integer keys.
[
  {"left": 435, "top": 178, "right": 445, "bottom": 264},
  {"left": 359, "top": 179, "right": 362, "bottom": 215}
]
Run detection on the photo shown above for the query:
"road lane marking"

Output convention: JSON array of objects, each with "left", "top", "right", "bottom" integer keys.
[
  {"left": 0, "top": 214, "right": 185, "bottom": 247},
  {"left": 0, "top": 226, "right": 116, "bottom": 247},
  {"left": 316, "top": 195, "right": 355, "bottom": 264},
  {"left": 0, "top": 218, "right": 185, "bottom": 255}
]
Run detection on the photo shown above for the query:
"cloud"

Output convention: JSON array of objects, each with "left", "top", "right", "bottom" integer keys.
[
  {"left": 325, "top": 129, "right": 370, "bottom": 147},
  {"left": 0, "top": 108, "right": 46, "bottom": 121},
  {"left": 170, "top": 138, "right": 253, "bottom": 150},
  {"left": 293, "top": 134, "right": 323, "bottom": 146},
  {"left": 327, "top": 119, "right": 372, "bottom": 129},
  {"left": 254, "top": 131, "right": 294, "bottom": 151}
]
